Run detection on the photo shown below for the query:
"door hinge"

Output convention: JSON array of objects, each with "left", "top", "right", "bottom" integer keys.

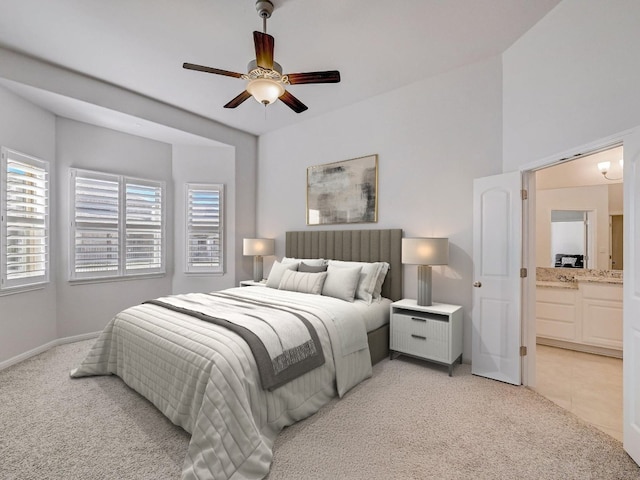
[
  {"left": 520, "top": 346, "right": 527, "bottom": 356},
  {"left": 520, "top": 267, "right": 527, "bottom": 278},
  {"left": 521, "top": 189, "right": 528, "bottom": 200}
]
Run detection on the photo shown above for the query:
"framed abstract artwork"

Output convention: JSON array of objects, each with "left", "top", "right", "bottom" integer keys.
[{"left": 306, "top": 154, "right": 378, "bottom": 225}]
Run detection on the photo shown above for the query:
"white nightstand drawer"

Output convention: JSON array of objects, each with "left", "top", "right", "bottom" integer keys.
[
  {"left": 391, "top": 313, "right": 449, "bottom": 362},
  {"left": 389, "top": 300, "right": 463, "bottom": 376}
]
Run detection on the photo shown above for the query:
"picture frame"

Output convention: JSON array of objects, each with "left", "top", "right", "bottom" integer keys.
[{"left": 306, "top": 154, "right": 378, "bottom": 225}]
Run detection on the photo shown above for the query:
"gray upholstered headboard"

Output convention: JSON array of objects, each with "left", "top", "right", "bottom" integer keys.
[{"left": 285, "top": 229, "right": 403, "bottom": 301}]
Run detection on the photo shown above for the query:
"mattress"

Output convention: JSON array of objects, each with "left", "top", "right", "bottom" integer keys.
[
  {"left": 353, "top": 297, "right": 391, "bottom": 332},
  {"left": 71, "top": 286, "right": 377, "bottom": 479}
]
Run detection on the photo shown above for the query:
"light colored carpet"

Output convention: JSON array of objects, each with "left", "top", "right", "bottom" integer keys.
[{"left": 1, "top": 340, "right": 638, "bottom": 480}]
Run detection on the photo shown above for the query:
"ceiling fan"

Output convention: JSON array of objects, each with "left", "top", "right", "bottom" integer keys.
[{"left": 182, "top": 0, "right": 340, "bottom": 114}]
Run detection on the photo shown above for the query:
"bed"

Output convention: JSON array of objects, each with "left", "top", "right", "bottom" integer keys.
[
  {"left": 286, "top": 229, "right": 402, "bottom": 364},
  {"left": 71, "top": 228, "right": 402, "bottom": 480}
]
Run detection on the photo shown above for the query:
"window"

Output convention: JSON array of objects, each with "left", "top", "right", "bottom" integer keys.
[
  {"left": 1, "top": 147, "right": 49, "bottom": 291},
  {"left": 70, "top": 168, "right": 165, "bottom": 281},
  {"left": 186, "top": 183, "right": 224, "bottom": 274}
]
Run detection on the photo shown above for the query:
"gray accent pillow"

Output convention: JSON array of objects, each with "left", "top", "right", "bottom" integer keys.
[
  {"left": 282, "top": 257, "right": 326, "bottom": 267},
  {"left": 278, "top": 270, "right": 328, "bottom": 295},
  {"left": 322, "top": 265, "right": 362, "bottom": 302},
  {"left": 298, "top": 262, "right": 328, "bottom": 273},
  {"left": 265, "top": 261, "right": 298, "bottom": 288}
]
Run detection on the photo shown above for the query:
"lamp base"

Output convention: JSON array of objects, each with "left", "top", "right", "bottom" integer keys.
[
  {"left": 253, "top": 256, "right": 264, "bottom": 282},
  {"left": 417, "top": 265, "right": 433, "bottom": 306}
]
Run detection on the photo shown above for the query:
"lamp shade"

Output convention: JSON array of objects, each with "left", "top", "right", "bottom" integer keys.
[
  {"left": 247, "top": 79, "right": 285, "bottom": 105},
  {"left": 402, "top": 238, "right": 449, "bottom": 265},
  {"left": 243, "top": 238, "right": 275, "bottom": 256}
]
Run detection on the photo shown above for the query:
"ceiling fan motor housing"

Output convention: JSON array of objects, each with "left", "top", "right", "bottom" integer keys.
[{"left": 247, "top": 59, "right": 283, "bottom": 75}]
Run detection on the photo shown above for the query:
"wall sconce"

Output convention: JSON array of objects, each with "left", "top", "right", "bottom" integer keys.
[
  {"left": 597, "top": 159, "right": 623, "bottom": 181},
  {"left": 402, "top": 237, "right": 449, "bottom": 306},
  {"left": 243, "top": 238, "right": 275, "bottom": 282}
]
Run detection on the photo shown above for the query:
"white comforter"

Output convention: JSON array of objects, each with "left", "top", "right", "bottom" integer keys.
[{"left": 70, "top": 287, "right": 373, "bottom": 479}]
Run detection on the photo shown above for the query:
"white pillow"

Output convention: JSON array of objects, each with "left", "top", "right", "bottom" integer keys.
[
  {"left": 322, "top": 265, "right": 362, "bottom": 302},
  {"left": 265, "top": 261, "right": 298, "bottom": 288},
  {"left": 278, "top": 270, "right": 328, "bottom": 295},
  {"left": 282, "top": 257, "right": 326, "bottom": 267},
  {"left": 328, "top": 260, "right": 390, "bottom": 303},
  {"left": 372, "top": 263, "right": 390, "bottom": 299}
]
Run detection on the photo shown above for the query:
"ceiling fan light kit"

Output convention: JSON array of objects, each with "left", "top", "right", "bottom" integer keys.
[
  {"left": 247, "top": 78, "right": 285, "bottom": 105},
  {"left": 182, "top": 0, "right": 340, "bottom": 113}
]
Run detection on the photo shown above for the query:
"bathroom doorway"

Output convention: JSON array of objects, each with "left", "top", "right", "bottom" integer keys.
[{"left": 532, "top": 144, "right": 624, "bottom": 440}]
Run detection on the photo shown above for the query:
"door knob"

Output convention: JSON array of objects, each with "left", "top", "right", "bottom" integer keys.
[{"left": 473, "top": 281, "right": 482, "bottom": 288}]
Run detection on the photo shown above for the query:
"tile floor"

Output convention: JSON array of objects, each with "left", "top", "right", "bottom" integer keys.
[{"left": 533, "top": 344, "right": 623, "bottom": 441}]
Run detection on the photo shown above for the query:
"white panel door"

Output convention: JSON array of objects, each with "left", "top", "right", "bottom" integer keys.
[
  {"left": 472, "top": 171, "right": 522, "bottom": 385},
  {"left": 623, "top": 128, "right": 640, "bottom": 465}
]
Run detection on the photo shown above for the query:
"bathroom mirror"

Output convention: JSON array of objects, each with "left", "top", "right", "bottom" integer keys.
[{"left": 550, "top": 210, "right": 591, "bottom": 269}]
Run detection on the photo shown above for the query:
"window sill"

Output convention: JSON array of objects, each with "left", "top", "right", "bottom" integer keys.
[
  {"left": 183, "top": 271, "right": 225, "bottom": 276},
  {"left": 68, "top": 273, "right": 166, "bottom": 286},
  {"left": 0, "top": 283, "right": 48, "bottom": 297}
]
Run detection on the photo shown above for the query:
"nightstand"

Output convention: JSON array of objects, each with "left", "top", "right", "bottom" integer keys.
[
  {"left": 239, "top": 280, "right": 267, "bottom": 287},
  {"left": 389, "top": 299, "right": 463, "bottom": 376}
]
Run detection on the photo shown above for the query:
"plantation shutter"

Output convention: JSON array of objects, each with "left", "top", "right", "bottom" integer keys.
[
  {"left": 70, "top": 169, "right": 165, "bottom": 280},
  {"left": 186, "top": 184, "right": 224, "bottom": 273},
  {"left": 1, "top": 147, "right": 49, "bottom": 290},
  {"left": 125, "top": 179, "right": 164, "bottom": 273},
  {"left": 71, "top": 170, "right": 120, "bottom": 279}
]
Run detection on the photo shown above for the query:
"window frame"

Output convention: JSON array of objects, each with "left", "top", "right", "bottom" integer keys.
[
  {"left": 69, "top": 168, "right": 165, "bottom": 282},
  {"left": 185, "top": 183, "right": 224, "bottom": 275},
  {"left": 1, "top": 147, "right": 50, "bottom": 292}
]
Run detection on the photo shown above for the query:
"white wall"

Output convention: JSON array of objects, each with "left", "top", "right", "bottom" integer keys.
[
  {"left": 0, "top": 47, "right": 259, "bottom": 288},
  {"left": 55, "top": 118, "right": 174, "bottom": 337},
  {"left": 257, "top": 57, "right": 503, "bottom": 361},
  {"left": 0, "top": 49, "right": 259, "bottom": 366},
  {"left": 536, "top": 185, "right": 609, "bottom": 268},
  {"left": 503, "top": 0, "right": 640, "bottom": 170},
  {"left": 172, "top": 145, "right": 237, "bottom": 294},
  {"left": 0, "top": 86, "right": 57, "bottom": 364},
  {"left": 609, "top": 183, "right": 624, "bottom": 213}
]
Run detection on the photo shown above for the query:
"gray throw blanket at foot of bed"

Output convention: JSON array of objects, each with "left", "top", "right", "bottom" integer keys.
[{"left": 144, "top": 292, "right": 325, "bottom": 390}]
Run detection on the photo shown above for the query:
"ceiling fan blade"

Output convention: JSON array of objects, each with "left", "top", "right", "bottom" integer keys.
[
  {"left": 224, "top": 91, "right": 252, "bottom": 109},
  {"left": 286, "top": 71, "right": 341, "bottom": 85},
  {"left": 253, "top": 31, "right": 274, "bottom": 70},
  {"left": 279, "top": 90, "right": 308, "bottom": 113},
  {"left": 183, "top": 62, "right": 243, "bottom": 79}
]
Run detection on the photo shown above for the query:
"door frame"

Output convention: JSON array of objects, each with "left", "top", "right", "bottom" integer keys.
[{"left": 518, "top": 129, "right": 631, "bottom": 388}]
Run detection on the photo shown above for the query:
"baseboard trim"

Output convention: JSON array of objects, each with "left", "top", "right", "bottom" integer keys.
[{"left": 0, "top": 331, "right": 100, "bottom": 371}]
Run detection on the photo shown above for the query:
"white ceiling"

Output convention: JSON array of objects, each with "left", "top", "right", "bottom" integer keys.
[{"left": 0, "top": 0, "right": 561, "bottom": 138}]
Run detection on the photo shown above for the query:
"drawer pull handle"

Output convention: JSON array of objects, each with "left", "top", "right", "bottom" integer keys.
[
  {"left": 411, "top": 317, "right": 426, "bottom": 322},
  {"left": 411, "top": 334, "right": 427, "bottom": 340}
]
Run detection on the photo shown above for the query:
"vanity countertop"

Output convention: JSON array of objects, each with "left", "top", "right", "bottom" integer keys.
[
  {"left": 576, "top": 276, "right": 623, "bottom": 285},
  {"left": 536, "top": 280, "right": 579, "bottom": 289},
  {"left": 536, "top": 267, "right": 623, "bottom": 288}
]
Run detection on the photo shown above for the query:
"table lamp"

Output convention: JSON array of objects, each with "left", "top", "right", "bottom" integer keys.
[
  {"left": 402, "top": 237, "right": 449, "bottom": 306},
  {"left": 243, "top": 238, "right": 275, "bottom": 282}
]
